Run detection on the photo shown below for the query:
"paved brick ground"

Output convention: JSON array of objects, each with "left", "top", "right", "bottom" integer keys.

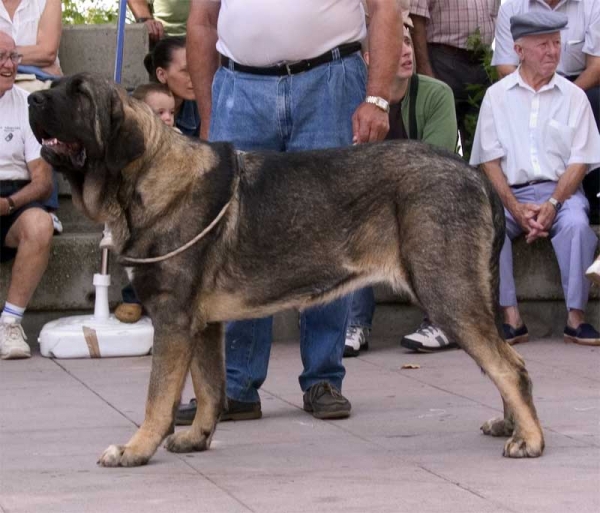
[{"left": 1, "top": 333, "right": 599, "bottom": 513}]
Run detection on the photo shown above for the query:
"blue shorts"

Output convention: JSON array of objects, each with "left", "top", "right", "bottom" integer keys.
[{"left": 1, "top": 180, "right": 47, "bottom": 262}]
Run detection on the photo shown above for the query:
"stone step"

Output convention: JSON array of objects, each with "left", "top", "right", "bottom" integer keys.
[
  {"left": 0, "top": 232, "right": 128, "bottom": 311},
  {"left": 2, "top": 225, "right": 598, "bottom": 310}
]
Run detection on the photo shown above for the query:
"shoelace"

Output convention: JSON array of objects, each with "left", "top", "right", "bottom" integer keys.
[
  {"left": 1, "top": 323, "right": 27, "bottom": 345},
  {"left": 345, "top": 327, "right": 365, "bottom": 350},
  {"left": 416, "top": 323, "right": 440, "bottom": 338},
  {"left": 312, "top": 382, "right": 343, "bottom": 400}
]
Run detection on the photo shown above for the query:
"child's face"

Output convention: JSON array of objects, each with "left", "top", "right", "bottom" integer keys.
[{"left": 144, "top": 91, "right": 176, "bottom": 127}]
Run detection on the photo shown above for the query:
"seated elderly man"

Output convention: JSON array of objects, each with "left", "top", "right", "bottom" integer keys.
[
  {"left": 470, "top": 11, "right": 600, "bottom": 346},
  {"left": 0, "top": 31, "right": 53, "bottom": 359},
  {"left": 492, "top": 0, "right": 600, "bottom": 223}
]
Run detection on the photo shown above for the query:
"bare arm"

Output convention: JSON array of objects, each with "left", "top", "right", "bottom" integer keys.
[
  {"left": 574, "top": 54, "right": 600, "bottom": 91},
  {"left": 127, "top": 0, "right": 153, "bottom": 19},
  {"left": 0, "top": 159, "right": 52, "bottom": 216},
  {"left": 496, "top": 64, "right": 517, "bottom": 79},
  {"left": 16, "top": 0, "right": 62, "bottom": 75},
  {"left": 127, "top": 0, "right": 164, "bottom": 42},
  {"left": 186, "top": 0, "right": 220, "bottom": 140},
  {"left": 411, "top": 14, "right": 434, "bottom": 77},
  {"left": 353, "top": 0, "right": 402, "bottom": 143}
]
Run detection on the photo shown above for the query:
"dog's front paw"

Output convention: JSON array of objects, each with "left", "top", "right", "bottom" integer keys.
[
  {"left": 503, "top": 434, "right": 544, "bottom": 458},
  {"left": 164, "top": 429, "right": 213, "bottom": 453},
  {"left": 97, "top": 444, "right": 151, "bottom": 467},
  {"left": 481, "top": 417, "right": 514, "bottom": 437}
]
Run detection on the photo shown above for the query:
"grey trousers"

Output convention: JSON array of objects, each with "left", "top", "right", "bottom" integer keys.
[{"left": 500, "top": 181, "right": 598, "bottom": 311}]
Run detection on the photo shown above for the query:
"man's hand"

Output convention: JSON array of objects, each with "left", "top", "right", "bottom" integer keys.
[
  {"left": 510, "top": 203, "right": 543, "bottom": 234},
  {"left": 352, "top": 102, "right": 390, "bottom": 143},
  {"left": 0, "top": 197, "right": 10, "bottom": 216},
  {"left": 144, "top": 19, "right": 165, "bottom": 42},
  {"left": 525, "top": 201, "right": 556, "bottom": 243}
]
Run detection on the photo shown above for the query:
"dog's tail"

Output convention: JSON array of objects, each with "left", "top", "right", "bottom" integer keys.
[{"left": 487, "top": 182, "right": 507, "bottom": 336}]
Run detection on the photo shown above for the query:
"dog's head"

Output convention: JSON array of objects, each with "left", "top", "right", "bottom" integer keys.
[
  {"left": 28, "top": 72, "right": 145, "bottom": 176},
  {"left": 28, "top": 73, "right": 147, "bottom": 221}
]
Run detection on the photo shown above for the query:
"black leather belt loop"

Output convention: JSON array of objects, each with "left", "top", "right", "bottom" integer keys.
[
  {"left": 220, "top": 42, "right": 362, "bottom": 76},
  {"left": 512, "top": 180, "right": 553, "bottom": 190}
]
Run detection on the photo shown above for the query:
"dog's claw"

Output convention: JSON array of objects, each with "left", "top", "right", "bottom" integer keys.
[
  {"left": 98, "top": 444, "right": 150, "bottom": 467},
  {"left": 164, "top": 430, "right": 212, "bottom": 453},
  {"left": 503, "top": 435, "right": 544, "bottom": 458},
  {"left": 98, "top": 444, "right": 125, "bottom": 467},
  {"left": 481, "top": 417, "right": 514, "bottom": 437}
]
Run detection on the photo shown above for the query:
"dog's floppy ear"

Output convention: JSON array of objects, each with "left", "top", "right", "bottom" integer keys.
[{"left": 105, "top": 88, "right": 146, "bottom": 173}]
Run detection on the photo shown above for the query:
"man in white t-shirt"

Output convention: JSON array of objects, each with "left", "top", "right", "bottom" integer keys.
[
  {"left": 0, "top": 31, "right": 53, "bottom": 360},
  {"left": 470, "top": 12, "right": 600, "bottom": 346},
  {"left": 177, "top": 0, "right": 401, "bottom": 424}
]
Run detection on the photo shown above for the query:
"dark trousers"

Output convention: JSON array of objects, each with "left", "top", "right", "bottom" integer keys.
[
  {"left": 428, "top": 43, "right": 490, "bottom": 157},
  {"left": 582, "top": 85, "right": 599, "bottom": 224}
]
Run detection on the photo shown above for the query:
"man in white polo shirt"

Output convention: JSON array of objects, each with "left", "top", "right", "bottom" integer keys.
[
  {"left": 0, "top": 31, "right": 53, "bottom": 359},
  {"left": 471, "top": 11, "right": 600, "bottom": 346}
]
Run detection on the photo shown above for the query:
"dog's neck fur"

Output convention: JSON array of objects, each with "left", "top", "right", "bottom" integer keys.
[{"left": 101, "top": 106, "right": 225, "bottom": 256}]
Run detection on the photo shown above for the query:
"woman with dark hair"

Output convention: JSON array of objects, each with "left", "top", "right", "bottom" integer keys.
[
  {"left": 115, "top": 37, "right": 201, "bottom": 323},
  {"left": 144, "top": 36, "right": 200, "bottom": 137}
]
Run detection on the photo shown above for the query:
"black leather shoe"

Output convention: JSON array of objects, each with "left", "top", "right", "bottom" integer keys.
[
  {"left": 303, "top": 382, "right": 351, "bottom": 420},
  {"left": 175, "top": 397, "right": 262, "bottom": 426},
  {"left": 564, "top": 323, "right": 600, "bottom": 346},
  {"left": 502, "top": 323, "right": 529, "bottom": 345}
]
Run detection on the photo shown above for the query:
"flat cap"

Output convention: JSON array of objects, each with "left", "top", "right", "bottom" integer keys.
[{"left": 510, "top": 11, "right": 568, "bottom": 41}]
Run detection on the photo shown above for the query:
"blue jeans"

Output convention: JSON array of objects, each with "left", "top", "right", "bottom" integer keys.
[
  {"left": 348, "top": 287, "right": 375, "bottom": 329},
  {"left": 210, "top": 52, "right": 367, "bottom": 402}
]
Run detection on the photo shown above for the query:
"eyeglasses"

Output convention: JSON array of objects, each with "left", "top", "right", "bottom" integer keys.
[{"left": 0, "top": 52, "right": 22, "bottom": 66}]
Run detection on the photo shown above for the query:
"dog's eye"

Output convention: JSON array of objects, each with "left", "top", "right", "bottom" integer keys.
[{"left": 69, "top": 77, "right": 85, "bottom": 95}]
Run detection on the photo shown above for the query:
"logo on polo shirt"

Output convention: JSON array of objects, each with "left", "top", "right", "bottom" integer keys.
[{"left": 5, "top": 132, "right": 13, "bottom": 142}]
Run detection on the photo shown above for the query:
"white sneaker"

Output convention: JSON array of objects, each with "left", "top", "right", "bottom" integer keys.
[
  {"left": 344, "top": 326, "right": 369, "bottom": 357},
  {"left": 586, "top": 259, "right": 600, "bottom": 287},
  {"left": 50, "top": 213, "right": 63, "bottom": 234},
  {"left": 0, "top": 319, "right": 31, "bottom": 360},
  {"left": 400, "top": 320, "right": 458, "bottom": 353}
]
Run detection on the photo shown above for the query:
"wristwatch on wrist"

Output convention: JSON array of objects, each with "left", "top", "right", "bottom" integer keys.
[
  {"left": 6, "top": 196, "right": 16, "bottom": 214},
  {"left": 548, "top": 197, "right": 562, "bottom": 212},
  {"left": 136, "top": 17, "right": 153, "bottom": 23},
  {"left": 365, "top": 95, "right": 390, "bottom": 113}
]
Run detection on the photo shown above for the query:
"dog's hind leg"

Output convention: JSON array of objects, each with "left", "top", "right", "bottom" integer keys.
[
  {"left": 443, "top": 317, "right": 544, "bottom": 458},
  {"left": 98, "top": 323, "right": 193, "bottom": 467},
  {"left": 164, "top": 322, "right": 226, "bottom": 453}
]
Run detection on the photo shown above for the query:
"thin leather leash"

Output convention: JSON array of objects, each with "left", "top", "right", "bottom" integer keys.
[{"left": 120, "top": 152, "right": 243, "bottom": 264}]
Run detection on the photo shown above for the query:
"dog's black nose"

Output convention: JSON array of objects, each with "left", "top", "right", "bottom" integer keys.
[{"left": 28, "top": 91, "right": 46, "bottom": 106}]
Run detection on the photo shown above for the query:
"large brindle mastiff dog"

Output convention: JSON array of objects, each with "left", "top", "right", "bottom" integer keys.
[{"left": 28, "top": 73, "right": 544, "bottom": 466}]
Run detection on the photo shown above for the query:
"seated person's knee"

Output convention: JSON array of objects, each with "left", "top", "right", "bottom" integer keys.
[{"left": 13, "top": 208, "right": 53, "bottom": 249}]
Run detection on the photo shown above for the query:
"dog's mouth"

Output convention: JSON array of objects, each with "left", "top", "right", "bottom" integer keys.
[{"left": 40, "top": 135, "right": 87, "bottom": 168}]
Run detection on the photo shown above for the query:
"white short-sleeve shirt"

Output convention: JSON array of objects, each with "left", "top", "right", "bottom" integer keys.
[
  {"left": 0, "top": 85, "right": 42, "bottom": 180},
  {"left": 213, "top": 0, "right": 367, "bottom": 66},
  {"left": 492, "top": 0, "right": 600, "bottom": 77},
  {"left": 469, "top": 70, "right": 600, "bottom": 185}
]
